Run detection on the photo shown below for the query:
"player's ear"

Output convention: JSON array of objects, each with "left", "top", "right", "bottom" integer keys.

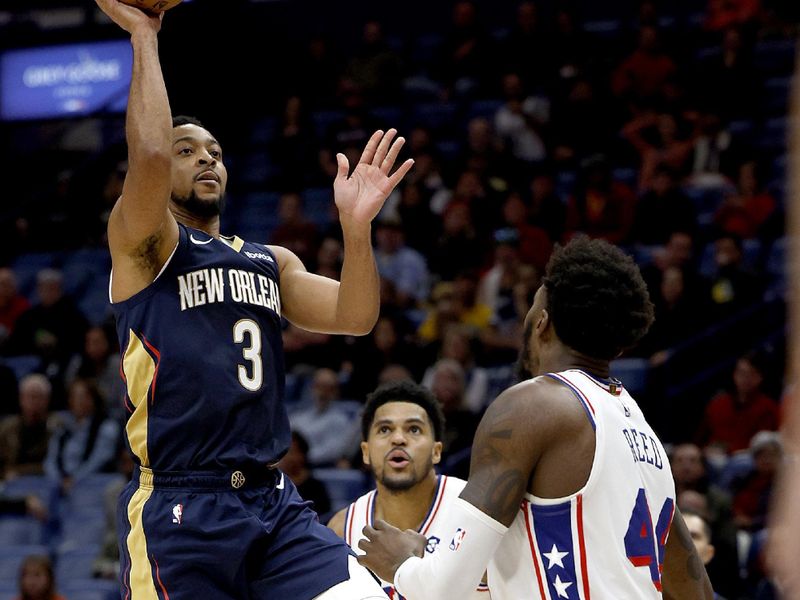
[
  {"left": 432, "top": 441, "right": 443, "bottom": 465},
  {"left": 537, "top": 308, "right": 549, "bottom": 331},
  {"left": 360, "top": 441, "right": 371, "bottom": 466}
]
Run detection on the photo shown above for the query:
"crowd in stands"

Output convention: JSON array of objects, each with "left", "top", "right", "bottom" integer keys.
[{"left": 0, "top": 0, "right": 798, "bottom": 598}]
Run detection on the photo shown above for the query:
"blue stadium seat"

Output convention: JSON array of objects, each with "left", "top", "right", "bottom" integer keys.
[
  {"left": 0, "top": 355, "right": 42, "bottom": 381},
  {"left": 410, "top": 102, "right": 459, "bottom": 135},
  {"left": 766, "top": 236, "right": 787, "bottom": 294},
  {"left": 0, "top": 545, "right": 49, "bottom": 581},
  {"left": 610, "top": 358, "right": 650, "bottom": 397},
  {"left": 0, "top": 517, "right": 43, "bottom": 546},
  {"left": 466, "top": 99, "right": 504, "bottom": 121},
  {"left": 409, "top": 33, "right": 443, "bottom": 68},
  {"left": 59, "top": 511, "right": 107, "bottom": 548},
  {"left": 78, "top": 282, "right": 112, "bottom": 326},
  {"left": 312, "top": 469, "right": 370, "bottom": 512},
  {"left": 753, "top": 39, "right": 796, "bottom": 76},
  {"left": 311, "top": 110, "right": 345, "bottom": 140},
  {"left": 0, "top": 583, "right": 15, "bottom": 600},
  {"left": 369, "top": 106, "right": 405, "bottom": 130},
  {"left": 402, "top": 75, "right": 444, "bottom": 102},
  {"left": 249, "top": 116, "right": 279, "bottom": 146},
  {"left": 54, "top": 545, "right": 101, "bottom": 584},
  {"left": 61, "top": 578, "right": 119, "bottom": 600},
  {"left": 62, "top": 473, "right": 124, "bottom": 516},
  {"left": 582, "top": 19, "right": 623, "bottom": 40}
]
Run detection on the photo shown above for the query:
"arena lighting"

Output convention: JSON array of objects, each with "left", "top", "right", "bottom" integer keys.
[{"left": 0, "top": 39, "right": 132, "bottom": 121}]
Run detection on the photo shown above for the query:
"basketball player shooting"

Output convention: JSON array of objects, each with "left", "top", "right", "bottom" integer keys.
[
  {"left": 360, "top": 237, "right": 714, "bottom": 600},
  {"left": 95, "top": 0, "right": 411, "bottom": 598}
]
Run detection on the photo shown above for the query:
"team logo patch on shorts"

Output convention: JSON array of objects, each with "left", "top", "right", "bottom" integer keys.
[{"left": 172, "top": 503, "right": 183, "bottom": 525}]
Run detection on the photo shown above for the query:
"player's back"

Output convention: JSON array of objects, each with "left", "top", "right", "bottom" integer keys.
[
  {"left": 489, "top": 369, "right": 675, "bottom": 600},
  {"left": 112, "top": 224, "right": 288, "bottom": 473}
]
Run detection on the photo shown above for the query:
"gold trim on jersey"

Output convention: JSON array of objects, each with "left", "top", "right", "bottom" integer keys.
[
  {"left": 123, "top": 330, "right": 156, "bottom": 467},
  {"left": 126, "top": 486, "right": 159, "bottom": 600},
  {"left": 220, "top": 234, "right": 245, "bottom": 252}
]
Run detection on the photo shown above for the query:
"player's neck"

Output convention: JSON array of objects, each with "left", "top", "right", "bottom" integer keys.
[
  {"left": 171, "top": 209, "right": 221, "bottom": 238},
  {"left": 540, "top": 345, "right": 610, "bottom": 379},
  {"left": 375, "top": 471, "right": 440, "bottom": 532}
]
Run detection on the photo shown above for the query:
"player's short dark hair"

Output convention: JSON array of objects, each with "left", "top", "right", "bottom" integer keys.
[
  {"left": 361, "top": 381, "right": 445, "bottom": 442},
  {"left": 172, "top": 115, "right": 205, "bottom": 128},
  {"left": 542, "top": 236, "right": 654, "bottom": 360}
]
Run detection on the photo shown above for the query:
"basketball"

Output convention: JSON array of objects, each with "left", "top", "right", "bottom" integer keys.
[{"left": 119, "top": 0, "right": 183, "bottom": 12}]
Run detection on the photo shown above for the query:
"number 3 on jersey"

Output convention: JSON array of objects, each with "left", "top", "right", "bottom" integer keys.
[
  {"left": 624, "top": 488, "right": 674, "bottom": 591},
  {"left": 234, "top": 319, "right": 262, "bottom": 391}
]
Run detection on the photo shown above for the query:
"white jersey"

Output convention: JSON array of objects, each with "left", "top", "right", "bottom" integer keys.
[
  {"left": 345, "top": 474, "right": 490, "bottom": 600},
  {"left": 488, "top": 369, "right": 676, "bottom": 600}
]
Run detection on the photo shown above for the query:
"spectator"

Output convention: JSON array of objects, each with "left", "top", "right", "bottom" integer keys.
[
  {"left": 43, "top": 378, "right": 120, "bottom": 493},
  {"left": 499, "top": 190, "right": 552, "bottom": 271},
  {"left": 272, "top": 95, "right": 323, "bottom": 190},
  {"left": 64, "top": 325, "right": 124, "bottom": 420},
  {"left": 527, "top": 171, "right": 567, "bottom": 243},
  {"left": 4, "top": 269, "right": 89, "bottom": 403},
  {"left": 0, "top": 374, "right": 59, "bottom": 480},
  {"left": 374, "top": 217, "right": 430, "bottom": 309},
  {"left": 436, "top": 0, "right": 495, "bottom": 98},
  {"left": 289, "top": 368, "right": 359, "bottom": 467},
  {"left": 682, "top": 510, "right": 729, "bottom": 600},
  {"left": 500, "top": 1, "right": 551, "bottom": 83},
  {"left": 705, "top": 0, "right": 763, "bottom": 32},
  {"left": 671, "top": 443, "right": 740, "bottom": 597},
  {"left": 429, "top": 200, "right": 484, "bottom": 281},
  {"left": 622, "top": 112, "right": 694, "bottom": 192},
  {"left": 278, "top": 431, "right": 332, "bottom": 516},
  {"left": 714, "top": 160, "right": 779, "bottom": 241},
  {"left": 0, "top": 267, "right": 30, "bottom": 345},
  {"left": 494, "top": 72, "right": 550, "bottom": 172},
  {"left": 343, "top": 20, "right": 404, "bottom": 104},
  {"left": 14, "top": 555, "right": 66, "bottom": 600},
  {"left": 0, "top": 492, "right": 47, "bottom": 521},
  {"left": 696, "top": 351, "right": 781, "bottom": 454},
  {"left": 421, "top": 324, "right": 489, "bottom": 413},
  {"left": 730, "top": 430, "right": 782, "bottom": 530},
  {"left": 565, "top": 155, "right": 637, "bottom": 244},
  {"left": 426, "top": 358, "right": 480, "bottom": 475},
  {"left": 268, "top": 192, "right": 320, "bottom": 267},
  {"left": 612, "top": 25, "right": 677, "bottom": 108},
  {"left": 631, "top": 164, "right": 697, "bottom": 245},
  {"left": 705, "top": 232, "right": 764, "bottom": 321}
]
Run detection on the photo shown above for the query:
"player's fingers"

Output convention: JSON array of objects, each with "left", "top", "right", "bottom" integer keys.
[
  {"left": 362, "top": 523, "right": 377, "bottom": 538},
  {"left": 357, "top": 538, "right": 371, "bottom": 553},
  {"left": 387, "top": 159, "right": 415, "bottom": 189},
  {"left": 335, "top": 153, "right": 350, "bottom": 181},
  {"left": 372, "top": 129, "right": 397, "bottom": 167},
  {"left": 359, "top": 130, "right": 384, "bottom": 165},
  {"left": 380, "top": 136, "right": 406, "bottom": 173}
]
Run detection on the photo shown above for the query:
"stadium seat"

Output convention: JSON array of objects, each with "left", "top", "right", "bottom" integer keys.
[
  {"left": 466, "top": 99, "right": 504, "bottom": 121},
  {"left": 369, "top": 106, "right": 405, "bottom": 130},
  {"left": 61, "top": 473, "right": 124, "bottom": 516},
  {"left": 410, "top": 102, "right": 459, "bottom": 135},
  {"left": 61, "top": 578, "right": 119, "bottom": 600},
  {"left": 610, "top": 358, "right": 650, "bottom": 397},
  {"left": 0, "top": 517, "right": 43, "bottom": 546},
  {"left": 0, "top": 545, "right": 49, "bottom": 581},
  {"left": 312, "top": 469, "right": 370, "bottom": 512},
  {"left": 754, "top": 39, "right": 797, "bottom": 76},
  {"left": 54, "top": 545, "right": 101, "bottom": 584},
  {"left": 310, "top": 110, "right": 345, "bottom": 140},
  {"left": 0, "top": 355, "right": 42, "bottom": 381}
]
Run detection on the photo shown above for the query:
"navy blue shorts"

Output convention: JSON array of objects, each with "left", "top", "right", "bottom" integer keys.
[{"left": 117, "top": 466, "right": 352, "bottom": 599}]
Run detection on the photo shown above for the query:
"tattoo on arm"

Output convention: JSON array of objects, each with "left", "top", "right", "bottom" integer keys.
[
  {"left": 674, "top": 519, "right": 704, "bottom": 582},
  {"left": 460, "top": 398, "right": 533, "bottom": 525}
]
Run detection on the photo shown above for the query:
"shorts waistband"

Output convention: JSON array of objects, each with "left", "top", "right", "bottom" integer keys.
[{"left": 133, "top": 464, "right": 280, "bottom": 491}]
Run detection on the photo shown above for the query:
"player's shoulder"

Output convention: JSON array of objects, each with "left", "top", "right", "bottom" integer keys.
[
  {"left": 440, "top": 474, "right": 468, "bottom": 495},
  {"left": 484, "top": 375, "right": 590, "bottom": 438}
]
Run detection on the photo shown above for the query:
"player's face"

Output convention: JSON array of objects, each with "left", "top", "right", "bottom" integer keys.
[
  {"left": 171, "top": 124, "right": 228, "bottom": 218},
  {"left": 362, "top": 402, "right": 442, "bottom": 492},
  {"left": 517, "top": 285, "right": 548, "bottom": 379}
]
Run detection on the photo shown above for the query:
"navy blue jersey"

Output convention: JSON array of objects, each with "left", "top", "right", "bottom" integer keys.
[{"left": 113, "top": 223, "right": 289, "bottom": 472}]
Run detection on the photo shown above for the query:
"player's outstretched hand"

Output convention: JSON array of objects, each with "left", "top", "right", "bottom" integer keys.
[
  {"left": 95, "top": 0, "right": 163, "bottom": 35},
  {"left": 357, "top": 519, "right": 426, "bottom": 584},
  {"left": 333, "top": 129, "right": 414, "bottom": 229}
]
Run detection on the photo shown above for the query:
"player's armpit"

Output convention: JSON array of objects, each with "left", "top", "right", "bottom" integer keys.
[{"left": 662, "top": 507, "right": 714, "bottom": 600}]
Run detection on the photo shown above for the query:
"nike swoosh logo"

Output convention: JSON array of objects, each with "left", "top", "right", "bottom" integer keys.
[
  {"left": 189, "top": 234, "right": 213, "bottom": 245},
  {"left": 277, "top": 473, "right": 285, "bottom": 489}
]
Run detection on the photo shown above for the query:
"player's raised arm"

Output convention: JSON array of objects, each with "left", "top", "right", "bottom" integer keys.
[
  {"left": 662, "top": 507, "right": 714, "bottom": 600},
  {"left": 271, "top": 129, "right": 413, "bottom": 336},
  {"left": 96, "top": 0, "right": 178, "bottom": 300}
]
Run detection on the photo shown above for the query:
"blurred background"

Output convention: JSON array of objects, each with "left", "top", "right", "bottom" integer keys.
[{"left": 0, "top": 0, "right": 797, "bottom": 598}]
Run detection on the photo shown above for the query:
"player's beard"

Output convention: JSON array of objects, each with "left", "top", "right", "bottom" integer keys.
[
  {"left": 172, "top": 189, "right": 225, "bottom": 218},
  {"left": 378, "top": 454, "right": 433, "bottom": 492},
  {"left": 515, "top": 319, "right": 534, "bottom": 382}
]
